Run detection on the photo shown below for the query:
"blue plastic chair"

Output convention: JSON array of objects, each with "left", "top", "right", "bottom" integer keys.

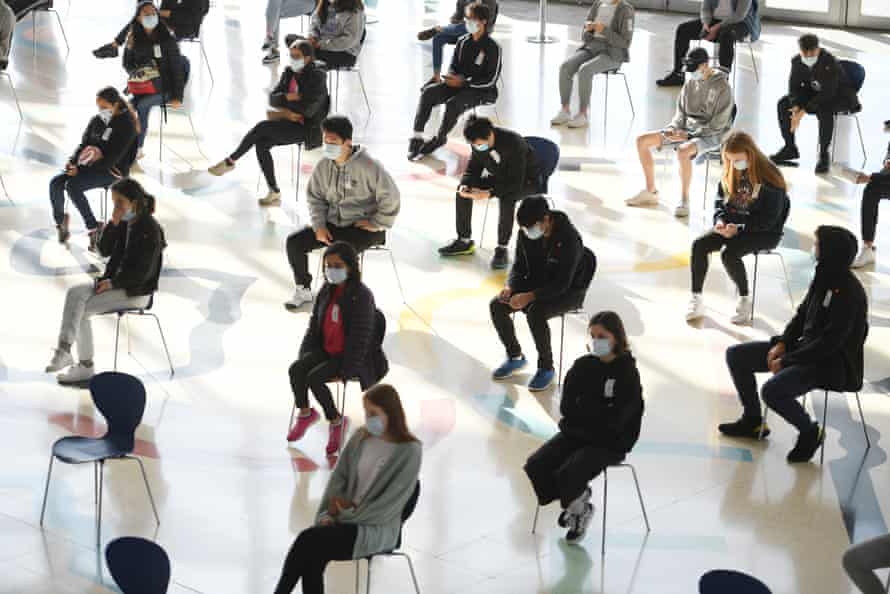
[
  {"left": 39, "top": 372, "right": 160, "bottom": 549},
  {"left": 833, "top": 60, "right": 866, "bottom": 165},
  {"left": 699, "top": 570, "right": 772, "bottom": 594},
  {"left": 106, "top": 537, "right": 171, "bottom": 594},
  {"left": 525, "top": 136, "right": 560, "bottom": 194}
]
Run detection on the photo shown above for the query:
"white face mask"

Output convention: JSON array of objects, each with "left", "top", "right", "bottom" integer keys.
[
  {"left": 689, "top": 69, "right": 705, "bottom": 82},
  {"left": 324, "top": 267, "right": 348, "bottom": 285},
  {"left": 322, "top": 142, "right": 343, "bottom": 160},
  {"left": 141, "top": 14, "right": 159, "bottom": 30},
  {"left": 465, "top": 19, "right": 480, "bottom": 35},
  {"left": 524, "top": 224, "right": 544, "bottom": 240},
  {"left": 121, "top": 208, "right": 136, "bottom": 222},
  {"left": 801, "top": 55, "right": 818, "bottom": 68},
  {"left": 289, "top": 58, "right": 305, "bottom": 72},
  {"left": 98, "top": 108, "right": 114, "bottom": 124},
  {"left": 589, "top": 337, "right": 612, "bottom": 358},
  {"left": 366, "top": 415, "right": 386, "bottom": 436},
  {"left": 733, "top": 159, "right": 749, "bottom": 171}
]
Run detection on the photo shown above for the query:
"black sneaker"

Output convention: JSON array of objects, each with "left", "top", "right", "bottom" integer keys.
[
  {"left": 262, "top": 48, "right": 280, "bottom": 65},
  {"left": 417, "top": 27, "right": 439, "bottom": 41},
  {"left": 284, "top": 34, "right": 299, "bottom": 47},
  {"left": 262, "top": 38, "right": 275, "bottom": 51},
  {"left": 770, "top": 145, "right": 800, "bottom": 164},
  {"left": 57, "top": 213, "right": 70, "bottom": 244},
  {"left": 491, "top": 247, "right": 509, "bottom": 270},
  {"left": 565, "top": 503, "right": 594, "bottom": 544},
  {"left": 656, "top": 71, "right": 684, "bottom": 87},
  {"left": 438, "top": 238, "right": 475, "bottom": 257},
  {"left": 407, "top": 137, "right": 424, "bottom": 161},
  {"left": 93, "top": 43, "right": 119, "bottom": 59},
  {"left": 718, "top": 416, "right": 770, "bottom": 440},
  {"left": 787, "top": 423, "right": 824, "bottom": 463},
  {"left": 815, "top": 152, "right": 830, "bottom": 174},
  {"left": 418, "top": 136, "right": 446, "bottom": 157}
]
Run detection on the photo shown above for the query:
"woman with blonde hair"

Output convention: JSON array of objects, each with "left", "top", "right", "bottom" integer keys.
[{"left": 686, "top": 131, "right": 791, "bottom": 324}]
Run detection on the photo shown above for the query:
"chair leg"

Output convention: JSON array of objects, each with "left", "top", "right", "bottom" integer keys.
[
  {"left": 750, "top": 253, "right": 759, "bottom": 322},
  {"left": 854, "top": 115, "right": 867, "bottom": 168},
  {"left": 820, "top": 390, "right": 829, "bottom": 465},
  {"left": 531, "top": 505, "right": 540, "bottom": 534},
  {"left": 1, "top": 73, "right": 23, "bottom": 121},
  {"left": 200, "top": 39, "right": 214, "bottom": 85},
  {"left": 386, "top": 249, "right": 408, "bottom": 305},
  {"left": 113, "top": 314, "right": 123, "bottom": 371},
  {"left": 187, "top": 113, "right": 208, "bottom": 160},
  {"left": 126, "top": 315, "right": 132, "bottom": 355},
  {"left": 601, "top": 468, "right": 608, "bottom": 557},
  {"left": 96, "top": 460, "right": 104, "bottom": 549},
  {"left": 702, "top": 157, "right": 710, "bottom": 215},
  {"left": 603, "top": 73, "right": 609, "bottom": 132},
  {"left": 39, "top": 455, "right": 55, "bottom": 526},
  {"left": 49, "top": 10, "right": 69, "bottom": 53},
  {"left": 131, "top": 456, "right": 161, "bottom": 525},
  {"left": 397, "top": 553, "right": 422, "bottom": 594},
  {"left": 354, "top": 559, "right": 361, "bottom": 594},
  {"left": 776, "top": 252, "right": 794, "bottom": 310},
  {"left": 365, "top": 555, "right": 372, "bottom": 594},
  {"left": 357, "top": 70, "right": 371, "bottom": 117},
  {"left": 748, "top": 42, "right": 759, "bottom": 82},
  {"left": 621, "top": 73, "right": 635, "bottom": 119},
  {"left": 557, "top": 314, "right": 566, "bottom": 387},
  {"left": 855, "top": 392, "right": 871, "bottom": 451},
  {"left": 146, "top": 313, "right": 175, "bottom": 377},
  {"left": 479, "top": 198, "right": 491, "bottom": 249},
  {"left": 627, "top": 464, "right": 651, "bottom": 532}
]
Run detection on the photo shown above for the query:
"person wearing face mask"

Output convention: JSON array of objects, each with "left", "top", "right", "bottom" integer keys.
[
  {"left": 771, "top": 34, "right": 860, "bottom": 174},
  {"left": 271, "top": 0, "right": 365, "bottom": 66},
  {"left": 489, "top": 196, "right": 596, "bottom": 392},
  {"left": 686, "top": 132, "right": 790, "bottom": 324},
  {"left": 93, "top": 0, "right": 209, "bottom": 59},
  {"left": 524, "top": 311, "right": 643, "bottom": 544},
  {"left": 438, "top": 116, "right": 540, "bottom": 270},
  {"left": 283, "top": 116, "right": 400, "bottom": 310},
  {"left": 274, "top": 383, "right": 420, "bottom": 594},
  {"left": 45, "top": 178, "right": 166, "bottom": 386},
  {"left": 848, "top": 142, "right": 890, "bottom": 268},
  {"left": 415, "top": 0, "right": 498, "bottom": 87},
  {"left": 49, "top": 87, "right": 140, "bottom": 249},
  {"left": 285, "top": 241, "right": 388, "bottom": 454},
  {"left": 207, "top": 41, "right": 329, "bottom": 206},
  {"left": 628, "top": 47, "right": 734, "bottom": 218},
  {"left": 720, "top": 226, "right": 867, "bottom": 464},
  {"left": 407, "top": 1, "right": 502, "bottom": 160}
]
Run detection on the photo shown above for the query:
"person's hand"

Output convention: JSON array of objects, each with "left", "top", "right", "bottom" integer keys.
[
  {"left": 768, "top": 357, "right": 783, "bottom": 374},
  {"left": 724, "top": 223, "right": 738, "bottom": 238},
  {"left": 443, "top": 74, "right": 464, "bottom": 88},
  {"left": 457, "top": 185, "right": 474, "bottom": 199},
  {"left": 509, "top": 292, "right": 534, "bottom": 311},
  {"left": 315, "top": 227, "right": 333, "bottom": 245},
  {"left": 65, "top": 163, "right": 78, "bottom": 177},
  {"left": 855, "top": 173, "right": 871, "bottom": 184},
  {"left": 789, "top": 107, "right": 805, "bottom": 133},
  {"left": 318, "top": 515, "right": 334, "bottom": 526},
  {"left": 354, "top": 220, "right": 380, "bottom": 232},
  {"left": 286, "top": 92, "right": 299, "bottom": 102},
  {"left": 498, "top": 287, "right": 512, "bottom": 304},
  {"left": 330, "top": 496, "right": 354, "bottom": 514},
  {"left": 111, "top": 201, "right": 127, "bottom": 225},
  {"left": 706, "top": 22, "right": 721, "bottom": 41},
  {"left": 159, "top": 9, "right": 171, "bottom": 17},
  {"left": 471, "top": 189, "right": 491, "bottom": 200},
  {"left": 309, "top": 36, "right": 320, "bottom": 48},
  {"left": 584, "top": 21, "right": 595, "bottom": 32},
  {"left": 593, "top": 22, "right": 606, "bottom": 33},
  {"left": 168, "top": 99, "right": 183, "bottom": 109},
  {"left": 288, "top": 112, "right": 304, "bottom": 123},
  {"left": 767, "top": 342, "right": 786, "bottom": 366},
  {"left": 95, "top": 280, "right": 112, "bottom": 294}
]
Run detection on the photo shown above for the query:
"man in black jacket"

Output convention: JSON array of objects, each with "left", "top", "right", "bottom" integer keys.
[
  {"left": 438, "top": 117, "right": 539, "bottom": 269},
  {"left": 407, "top": 1, "right": 502, "bottom": 160},
  {"left": 94, "top": 0, "right": 208, "bottom": 58},
  {"left": 771, "top": 34, "right": 860, "bottom": 174},
  {"left": 489, "top": 196, "right": 596, "bottom": 392},
  {"left": 720, "top": 225, "right": 868, "bottom": 464}
]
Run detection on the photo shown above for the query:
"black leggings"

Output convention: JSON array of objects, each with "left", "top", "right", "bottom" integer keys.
[
  {"left": 274, "top": 523, "right": 358, "bottom": 594},
  {"left": 690, "top": 231, "right": 782, "bottom": 296},
  {"left": 230, "top": 119, "right": 306, "bottom": 192},
  {"left": 288, "top": 350, "right": 343, "bottom": 421},
  {"left": 861, "top": 178, "right": 890, "bottom": 243},
  {"left": 316, "top": 49, "right": 357, "bottom": 69},
  {"left": 673, "top": 18, "right": 750, "bottom": 73}
]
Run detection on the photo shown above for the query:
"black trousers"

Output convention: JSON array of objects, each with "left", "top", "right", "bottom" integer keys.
[
  {"left": 288, "top": 350, "right": 343, "bottom": 421},
  {"left": 456, "top": 181, "right": 534, "bottom": 247},
  {"left": 316, "top": 49, "right": 357, "bottom": 69},
  {"left": 273, "top": 523, "right": 358, "bottom": 594},
  {"left": 673, "top": 18, "right": 750, "bottom": 73},
  {"left": 777, "top": 93, "right": 835, "bottom": 154},
  {"left": 861, "top": 178, "right": 890, "bottom": 243},
  {"left": 690, "top": 231, "right": 782, "bottom": 296},
  {"left": 230, "top": 119, "right": 306, "bottom": 192},
  {"left": 489, "top": 289, "right": 586, "bottom": 371},
  {"left": 413, "top": 83, "right": 498, "bottom": 140},
  {"left": 524, "top": 432, "right": 624, "bottom": 508},
  {"left": 286, "top": 225, "right": 386, "bottom": 288}
]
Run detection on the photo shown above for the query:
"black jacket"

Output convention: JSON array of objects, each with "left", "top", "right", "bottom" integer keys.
[
  {"left": 713, "top": 181, "right": 789, "bottom": 234},
  {"left": 559, "top": 352, "right": 644, "bottom": 454},
  {"left": 450, "top": 0, "right": 498, "bottom": 28},
  {"left": 69, "top": 112, "right": 138, "bottom": 177},
  {"left": 788, "top": 50, "right": 859, "bottom": 114},
  {"left": 772, "top": 226, "right": 868, "bottom": 391},
  {"left": 300, "top": 280, "right": 388, "bottom": 389},
  {"left": 509, "top": 210, "right": 596, "bottom": 301},
  {"left": 123, "top": 23, "right": 186, "bottom": 102},
  {"left": 160, "top": 0, "right": 206, "bottom": 39},
  {"left": 269, "top": 61, "right": 330, "bottom": 150},
  {"left": 460, "top": 128, "right": 538, "bottom": 199},
  {"left": 99, "top": 214, "right": 167, "bottom": 297},
  {"left": 448, "top": 33, "right": 501, "bottom": 91}
]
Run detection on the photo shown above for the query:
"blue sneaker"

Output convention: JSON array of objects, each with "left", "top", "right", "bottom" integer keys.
[
  {"left": 492, "top": 356, "right": 527, "bottom": 380},
  {"left": 528, "top": 369, "right": 555, "bottom": 392}
]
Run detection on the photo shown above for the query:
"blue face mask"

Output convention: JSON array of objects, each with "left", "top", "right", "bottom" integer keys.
[
  {"left": 473, "top": 142, "right": 490, "bottom": 152},
  {"left": 589, "top": 338, "right": 612, "bottom": 358},
  {"left": 141, "top": 14, "right": 159, "bottom": 30},
  {"left": 465, "top": 19, "right": 480, "bottom": 35},
  {"left": 688, "top": 69, "right": 704, "bottom": 82},
  {"left": 324, "top": 267, "right": 348, "bottom": 285},
  {"left": 366, "top": 415, "right": 386, "bottom": 437},
  {"left": 323, "top": 142, "right": 342, "bottom": 160},
  {"left": 524, "top": 224, "right": 544, "bottom": 240},
  {"left": 122, "top": 208, "right": 135, "bottom": 222}
]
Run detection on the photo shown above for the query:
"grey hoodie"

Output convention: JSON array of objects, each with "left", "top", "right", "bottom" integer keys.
[
  {"left": 310, "top": 8, "right": 365, "bottom": 56},
  {"left": 669, "top": 68, "right": 734, "bottom": 140},
  {"left": 581, "top": 0, "right": 635, "bottom": 63},
  {"left": 307, "top": 145, "right": 401, "bottom": 231},
  {"left": 0, "top": 0, "right": 13, "bottom": 63}
]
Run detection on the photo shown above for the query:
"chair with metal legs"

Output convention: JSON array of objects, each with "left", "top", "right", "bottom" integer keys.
[
  {"left": 288, "top": 377, "right": 355, "bottom": 454},
  {"left": 749, "top": 249, "right": 794, "bottom": 322},
  {"left": 254, "top": 143, "right": 304, "bottom": 197},
  {"left": 600, "top": 68, "right": 635, "bottom": 127},
  {"left": 157, "top": 103, "right": 206, "bottom": 165},
  {"left": 104, "top": 294, "right": 175, "bottom": 378},
  {"left": 702, "top": 36, "right": 759, "bottom": 85},
  {"left": 0, "top": 70, "right": 23, "bottom": 122},
  {"left": 179, "top": 28, "right": 214, "bottom": 86},
  {"left": 557, "top": 307, "right": 587, "bottom": 387},
  {"left": 0, "top": 169, "right": 11, "bottom": 204},
  {"left": 29, "top": 2, "right": 69, "bottom": 54},
  {"left": 832, "top": 60, "right": 867, "bottom": 167}
]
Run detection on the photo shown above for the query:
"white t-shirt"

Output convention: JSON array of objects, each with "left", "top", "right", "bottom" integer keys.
[
  {"left": 592, "top": 2, "right": 618, "bottom": 37},
  {"left": 713, "top": 0, "right": 734, "bottom": 19},
  {"left": 353, "top": 436, "right": 397, "bottom": 506}
]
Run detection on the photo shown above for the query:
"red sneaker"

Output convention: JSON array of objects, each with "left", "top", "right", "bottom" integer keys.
[
  {"left": 287, "top": 408, "right": 320, "bottom": 442},
  {"left": 325, "top": 417, "right": 349, "bottom": 455}
]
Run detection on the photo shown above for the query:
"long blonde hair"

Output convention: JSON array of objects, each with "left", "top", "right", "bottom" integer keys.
[{"left": 720, "top": 131, "right": 787, "bottom": 197}]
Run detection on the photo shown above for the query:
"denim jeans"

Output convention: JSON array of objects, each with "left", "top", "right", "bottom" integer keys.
[
  {"left": 431, "top": 22, "right": 466, "bottom": 73},
  {"left": 57, "top": 283, "right": 150, "bottom": 361},
  {"left": 49, "top": 169, "right": 117, "bottom": 229}
]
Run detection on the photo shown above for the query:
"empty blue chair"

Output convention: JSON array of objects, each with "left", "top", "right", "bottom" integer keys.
[
  {"left": 39, "top": 372, "right": 160, "bottom": 549},
  {"left": 106, "top": 537, "right": 171, "bottom": 594},
  {"left": 699, "top": 570, "right": 772, "bottom": 594},
  {"left": 525, "top": 136, "right": 560, "bottom": 194}
]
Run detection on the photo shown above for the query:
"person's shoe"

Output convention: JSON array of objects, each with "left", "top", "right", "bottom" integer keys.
[
  {"left": 625, "top": 189, "right": 659, "bottom": 207},
  {"left": 770, "top": 145, "right": 800, "bottom": 164},
  {"left": 490, "top": 247, "right": 508, "bottom": 270},
  {"left": 492, "top": 355, "right": 527, "bottom": 380},
  {"left": 418, "top": 136, "right": 446, "bottom": 157},
  {"left": 57, "top": 363, "right": 94, "bottom": 387},
  {"left": 325, "top": 417, "right": 350, "bottom": 455},
  {"left": 284, "top": 287, "right": 314, "bottom": 311},
  {"left": 656, "top": 71, "right": 684, "bottom": 87},
  {"left": 528, "top": 369, "right": 555, "bottom": 392},
  {"left": 674, "top": 200, "right": 689, "bottom": 218},
  {"left": 417, "top": 27, "right": 439, "bottom": 41},
  {"left": 45, "top": 349, "right": 73, "bottom": 373},
  {"left": 786, "top": 423, "right": 824, "bottom": 463},
  {"left": 550, "top": 110, "right": 571, "bottom": 126},
  {"left": 565, "top": 503, "right": 595, "bottom": 544},
  {"left": 566, "top": 113, "right": 589, "bottom": 129},
  {"left": 287, "top": 408, "right": 320, "bottom": 442},
  {"left": 438, "top": 238, "right": 475, "bottom": 257},
  {"left": 851, "top": 246, "right": 876, "bottom": 268},
  {"left": 136, "top": 149, "right": 145, "bottom": 161},
  {"left": 262, "top": 48, "right": 280, "bottom": 64},
  {"left": 718, "top": 416, "right": 771, "bottom": 439},
  {"left": 261, "top": 38, "right": 275, "bottom": 51},
  {"left": 685, "top": 294, "right": 705, "bottom": 321},
  {"left": 559, "top": 486, "right": 592, "bottom": 528},
  {"left": 407, "top": 137, "right": 424, "bottom": 161},
  {"left": 92, "top": 43, "right": 119, "bottom": 59},
  {"left": 258, "top": 190, "right": 282, "bottom": 207},
  {"left": 87, "top": 223, "right": 104, "bottom": 254},
  {"left": 730, "top": 296, "right": 752, "bottom": 325},
  {"left": 57, "top": 213, "right": 70, "bottom": 244},
  {"left": 815, "top": 152, "right": 830, "bottom": 174},
  {"left": 208, "top": 159, "right": 235, "bottom": 176}
]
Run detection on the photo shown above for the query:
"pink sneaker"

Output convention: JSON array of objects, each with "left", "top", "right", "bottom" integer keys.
[
  {"left": 287, "top": 408, "right": 320, "bottom": 442},
  {"left": 325, "top": 417, "right": 350, "bottom": 455}
]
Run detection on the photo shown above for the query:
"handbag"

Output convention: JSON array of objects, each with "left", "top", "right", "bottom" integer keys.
[{"left": 127, "top": 65, "right": 161, "bottom": 95}]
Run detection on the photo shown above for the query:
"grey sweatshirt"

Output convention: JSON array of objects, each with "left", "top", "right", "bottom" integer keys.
[
  {"left": 310, "top": 8, "right": 365, "bottom": 56},
  {"left": 0, "top": 0, "right": 13, "bottom": 64},
  {"left": 669, "top": 68, "right": 734, "bottom": 140},
  {"left": 581, "top": 0, "right": 635, "bottom": 63},
  {"left": 307, "top": 145, "right": 401, "bottom": 231},
  {"left": 701, "top": 0, "right": 752, "bottom": 26}
]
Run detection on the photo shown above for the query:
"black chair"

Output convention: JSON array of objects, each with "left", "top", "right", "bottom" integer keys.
[
  {"left": 106, "top": 536, "right": 171, "bottom": 594},
  {"left": 39, "top": 372, "right": 160, "bottom": 548},
  {"left": 355, "top": 480, "right": 421, "bottom": 594},
  {"left": 102, "top": 294, "right": 175, "bottom": 378},
  {"left": 699, "top": 569, "right": 771, "bottom": 594},
  {"left": 833, "top": 60, "right": 867, "bottom": 166}
]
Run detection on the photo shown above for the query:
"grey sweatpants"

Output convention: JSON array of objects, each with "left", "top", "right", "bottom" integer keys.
[
  {"left": 265, "top": 0, "right": 315, "bottom": 43},
  {"left": 559, "top": 48, "right": 623, "bottom": 109},
  {"left": 843, "top": 534, "right": 890, "bottom": 594},
  {"left": 58, "top": 283, "right": 150, "bottom": 361}
]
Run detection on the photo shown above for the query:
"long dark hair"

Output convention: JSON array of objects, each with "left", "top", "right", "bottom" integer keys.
[
  {"left": 110, "top": 177, "right": 157, "bottom": 218},
  {"left": 130, "top": 1, "right": 172, "bottom": 45},
  {"left": 589, "top": 311, "right": 630, "bottom": 354},
  {"left": 363, "top": 384, "right": 419, "bottom": 443},
  {"left": 322, "top": 241, "right": 361, "bottom": 283},
  {"left": 96, "top": 86, "right": 141, "bottom": 135},
  {"left": 315, "top": 0, "right": 364, "bottom": 25}
]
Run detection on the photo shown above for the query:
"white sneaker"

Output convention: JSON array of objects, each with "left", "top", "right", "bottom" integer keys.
[
  {"left": 258, "top": 191, "right": 282, "bottom": 207},
  {"left": 550, "top": 110, "right": 571, "bottom": 125},
  {"left": 284, "top": 287, "right": 314, "bottom": 311},
  {"left": 851, "top": 246, "right": 875, "bottom": 269},
  {"left": 566, "top": 113, "right": 589, "bottom": 129},
  {"left": 208, "top": 160, "right": 235, "bottom": 176},
  {"left": 45, "top": 349, "right": 73, "bottom": 373},
  {"left": 136, "top": 150, "right": 145, "bottom": 161},
  {"left": 730, "top": 296, "right": 752, "bottom": 325},
  {"left": 625, "top": 189, "right": 659, "bottom": 207},
  {"left": 57, "top": 363, "right": 94, "bottom": 386},
  {"left": 674, "top": 200, "right": 689, "bottom": 218},
  {"left": 685, "top": 294, "right": 705, "bottom": 321}
]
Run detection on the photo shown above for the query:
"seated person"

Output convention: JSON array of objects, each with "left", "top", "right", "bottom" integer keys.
[
  {"left": 438, "top": 116, "right": 539, "bottom": 270},
  {"left": 524, "top": 311, "right": 643, "bottom": 544},
  {"left": 552, "top": 0, "right": 635, "bottom": 129},
  {"left": 407, "top": 1, "right": 501, "bottom": 160},
  {"left": 263, "top": 0, "right": 316, "bottom": 61},
  {"left": 45, "top": 178, "right": 166, "bottom": 386},
  {"left": 50, "top": 87, "right": 139, "bottom": 249},
  {"left": 687, "top": 131, "right": 790, "bottom": 324},
  {"left": 489, "top": 196, "right": 597, "bottom": 392},
  {"left": 771, "top": 34, "right": 861, "bottom": 174},
  {"left": 285, "top": 116, "right": 400, "bottom": 310},
  {"left": 208, "top": 40, "right": 329, "bottom": 206},
  {"left": 94, "top": 0, "right": 208, "bottom": 58},
  {"left": 287, "top": 241, "right": 388, "bottom": 455},
  {"left": 278, "top": 0, "right": 365, "bottom": 67},
  {"left": 273, "top": 383, "right": 422, "bottom": 594},
  {"left": 656, "top": 0, "right": 760, "bottom": 87},
  {"left": 719, "top": 225, "right": 868, "bottom": 464},
  {"left": 627, "top": 47, "right": 733, "bottom": 218},
  {"left": 415, "top": 0, "right": 498, "bottom": 87},
  {"left": 844, "top": 533, "right": 890, "bottom": 594},
  {"left": 0, "top": 0, "right": 12, "bottom": 70},
  {"left": 848, "top": 142, "right": 890, "bottom": 268}
]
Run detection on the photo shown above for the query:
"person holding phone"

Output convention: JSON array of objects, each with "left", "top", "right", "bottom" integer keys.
[
  {"left": 848, "top": 142, "right": 890, "bottom": 268},
  {"left": 415, "top": 0, "right": 498, "bottom": 87}
]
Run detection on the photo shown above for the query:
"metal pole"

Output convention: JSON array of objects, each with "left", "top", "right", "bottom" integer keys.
[{"left": 526, "top": 0, "right": 558, "bottom": 44}]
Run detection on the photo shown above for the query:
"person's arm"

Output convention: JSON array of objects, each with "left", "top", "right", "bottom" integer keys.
[
  {"left": 700, "top": 0, "right": 714, "bottom": 23},
  {"left": 580, "top": 4, "right": 597, "bottom": 43},
  {"left": 447, "top": 35, "right": 463, "bottom": 76},
  {"left": 109, "top": 221, "right": 161, "bottom": 291},
  {"left": 612, "top": 364, "right": 644, "bottom": 438},
  {"left": 781, "top": 288, "right": 857, "bottom": 366},
  {"left": 306, "top": 167, "right": 329, "bottom": 231},
  {"left": 559, "top": 360, "right": 584, "bottom": 419},
  {"left": 741, "top": 186, "right": 785, "bottom": 233},
  {"left": 69, "top": 120, "right": 94, "bottom": 165},
  {"left": 492, "top": 136, "right": 527, "bottom": 199},
  {"left": 466, "top": 38, "right": 501, "bottom": 89},
  {"left": 601, "top": 4, "right": 634, "bottom": 50},
  {"left": 722, "top": 0, "right": 752, "bottom": 25},
  {"left": 95, "top": 117, "right": 137, "bottom": 174},
  {"left": 98, "top": 219, "right": 124, "bottom": 260},
  {"left": 668, "top": 89, "right": 687, "bottom": 131},
  {"left": 532, "top": 235, "right": 583, "bottom": 301},
  {"left": 507, "top": 238, "right": 527, "bottom": 290},
  {"left": 299, "top": 296, "right": 323, "bottom": 357},
  {"left": 341, "top": 288, "right": 376, "bottom": 380},
  {"left": 293, "top": 68, "right": 328, "bottom": 120},
  {"left": 317, "top": 11, "right": 363, "bottom": 52},
  {"left": 773, "top": 290, "right": 810, "bottom": 346},
  {"left": 315, "top": 432, "right": 359, "bottom": 523},
  {"left": 369, "top": 163, "right": 400, "bottom": 230},
  {"left": 269, "top": 70, "right": 290, "bottom": 102},
  {"left": 806, "top": 56, "right": 840, "bottom": 114},
  {"left": 459, "top": 151, "right": 484, "bottom": 188}
]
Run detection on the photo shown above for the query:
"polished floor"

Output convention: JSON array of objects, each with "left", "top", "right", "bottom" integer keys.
[{"left": 2, "top": 1, "right": 890, "bottom": 593}]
